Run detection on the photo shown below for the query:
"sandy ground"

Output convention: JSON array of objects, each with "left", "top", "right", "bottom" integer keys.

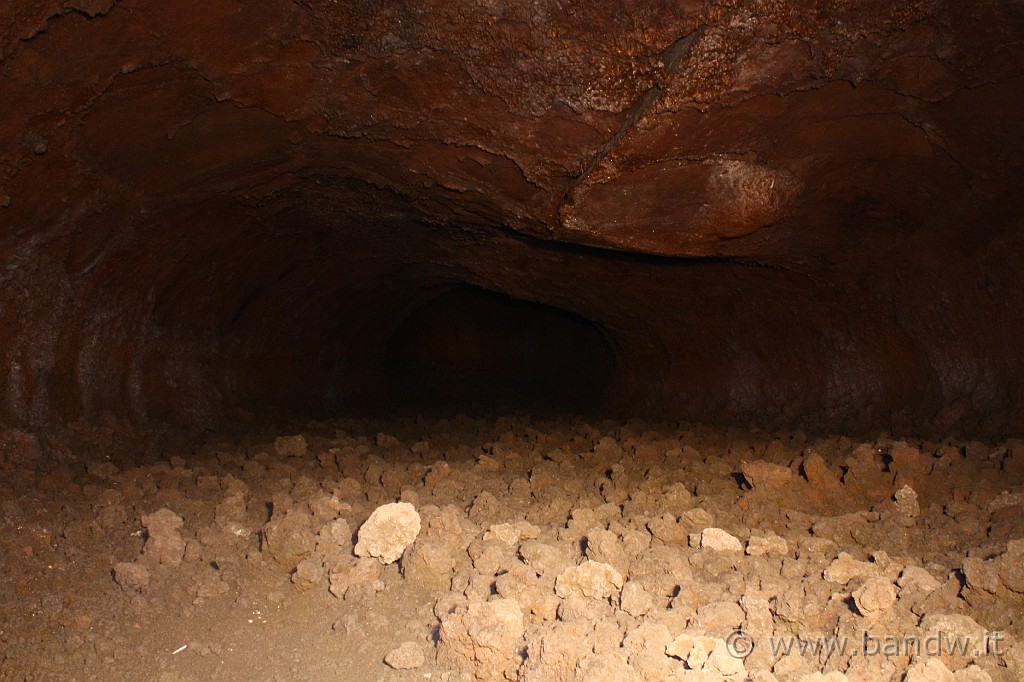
[{"left": 1, "top": 416, "right": 1023, "bottom": 681}]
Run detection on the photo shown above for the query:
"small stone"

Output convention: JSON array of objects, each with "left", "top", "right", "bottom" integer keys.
[
  {"left": 140, "top": 508, "right": 185, "bottom": 567},
  {"left": 894, "top": 485, "right": 921, "bottom": 517},
  {"left": 824, "top": 552, "right": 879, "bottom": 584},
  {"left": 328, "top": 558, "right": 383, "bottom": 599},
  {"left": 962, "top": 558, "right": 1001, "bottom": 594},
  {"left": 746, "top": 533, "right": 788, "bottom": 556},
  {"left": 852, "top": 576, "right": 897, "bottom": 619},
  {"left": 666, "top": 632, "right": 717, "bottom": 667},
  {"left": 619, "top": 581, "right": 653, "bottom": 617},
  {"left": 274, "top": 435, "right": 308, "bottom": 457},
  {"left": 384, "top": 641, "right": 425, "bottom": 670},
  {"left": 700, "top": 527, "right": 743, "bottom": 552},
  {"left": 648, "top": 514, "right": 688, "bottom": 545},
  {"left": 291, "top": 554, "right": 325, "bottom": 591},
  {"left": 555, "top": 560, "right": 624, "bottom": 601},
  {"left": 354, "top": 502, "right": 421, "bottom": 565},
  {"left": 484, "top": 523, "right": 522, "bottom": 546},
  {"left": 113, "top": 562, "right": 150, "bottom": 593},
  {"left": 695, "top": 601, "right": 745, "bottom": 633},
  {"left": 740, "top": 460, "right": 794, "bottom": 489},
  {"left": 705, "top": 638, "right": 746, "bottom": 677},
  {"left": 897, "top": 566, "right": 942, "bottom": 593},
  {"left": 801, "top": 452, "right": 842, "bottom": 491},
  {"left": 681, "top": 508, "right": 715, "bottom": 527},
  {"left": 519, "top": 540, "right": 573, "bottom": 578},
  {"left": 262, "top": 510, "right": 316, "bottom": 566}
]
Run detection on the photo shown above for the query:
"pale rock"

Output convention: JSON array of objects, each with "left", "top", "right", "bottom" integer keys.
[
  {"left": 746, "top": 534, "right": 789, "bottom": 556},
  {"left": 666, "top": 632, "right": 717, "bottom": 668},
  {"left": 682, "top": 508, "right": 715, "bottom": 526},
  {"left": 619, "top": 580, "right": 654, "bottom": 617},
  {"left": 700, "top": 528, "right": 743, "bottom": 552},
  {"left": 484, "top": 523, "right": 523, "bottom": 546},
  {"left": 354, "top": 502, "right": 421, "bottom": 564},
  {"left": 897, "top": 566, "right": 942, "bottom": 593},
  {"left": 824, "top": 552, "right": 879, "bottom": 584},
  {"left": 894, "top": 485, "right": 921, "bottom": 517},
  {"left": 384, "top": 641, "right": 425, "bottom": 670},
  {"left": 705, "top": 638, "right": 747, "bottom": 677},
  {"left": 695, "top": 600, "right": 746, "bottom": 633},
  {"left": 920, "top": 613, "right": 988, "bottom": 669},
  {"left": 555, "top": 561, "right": 624, "bottom": 601},
  {"left": 853, "top": 576, "right": 898, "bottom": 619}
]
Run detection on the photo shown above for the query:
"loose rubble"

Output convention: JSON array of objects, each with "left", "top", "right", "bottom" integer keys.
[{"left": 0, "top": 417, "right": 1022, "bottom": 680}]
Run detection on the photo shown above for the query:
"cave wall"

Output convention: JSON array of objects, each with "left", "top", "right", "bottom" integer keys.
[{"left": 1, "top": 0, "right": 1022, "bottom": 435}]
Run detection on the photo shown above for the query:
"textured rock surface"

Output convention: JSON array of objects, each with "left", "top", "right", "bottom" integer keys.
[
  {"left": 354, "top": 502, "right": 421, "bottom": 565},
  {"left": 140, "top": 508, "right": 185, "bottom": 567},
  {"left": 1, "top": 418, "right": 1023, "bottom": 679},
  {"left": 439, "top": 598, "right": 525, "bottom": 681},
  {"left": 384, "top": 641, "right": 425, "bottom": 670},
  {"left": 554, "top": 561, "right": 624, "bottom": 601},
  {"left": 700, "top": 527, "right": 743, "bottom": 552},
  {"left": 1, "top": 0, "right": 1023, "bottom": 435},
  {"left": 852, "top": 576, "right": 898, "bottom": 620}
]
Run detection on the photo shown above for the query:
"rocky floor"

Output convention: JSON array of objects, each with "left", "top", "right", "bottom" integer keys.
[{"left": 1, "top": 417, "right": 1023, "bottom": 681}]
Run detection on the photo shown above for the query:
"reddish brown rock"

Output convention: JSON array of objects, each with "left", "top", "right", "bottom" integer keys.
[
  {"left": 140, "top": 508, "right": 185, "bottom": 567},
  {"left": 0, "top": 0, "right": 1021, "bottom": 437}
]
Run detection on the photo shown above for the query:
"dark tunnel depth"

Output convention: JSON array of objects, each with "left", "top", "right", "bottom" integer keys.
[{"left": 382, "top": 286, "right": 617, "bottom": 416}]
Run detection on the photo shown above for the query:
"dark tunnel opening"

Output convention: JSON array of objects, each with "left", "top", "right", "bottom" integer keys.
[{"left": 382, "top": 286, "right": 618, "bottom": 416}]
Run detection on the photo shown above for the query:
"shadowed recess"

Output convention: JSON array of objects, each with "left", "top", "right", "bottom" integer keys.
[{"left": 383, "top": 287, "right": 617, "bottom": 415}]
